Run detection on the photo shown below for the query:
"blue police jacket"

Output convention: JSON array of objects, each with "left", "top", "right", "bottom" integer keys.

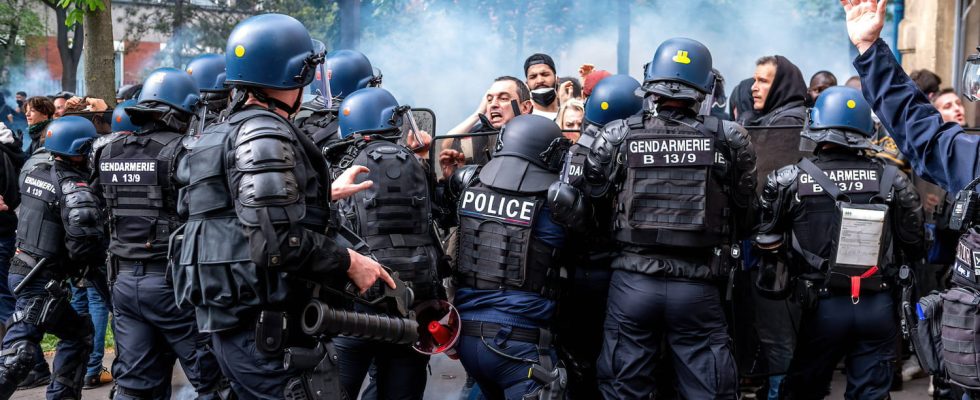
[{"left": 854, "top": 38, "right": 978, "bottom": 193}]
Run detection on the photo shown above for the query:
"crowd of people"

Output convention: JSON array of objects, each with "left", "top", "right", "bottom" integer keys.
[{"left": 1, "top": 0, "right": 979, "bottom": 399}]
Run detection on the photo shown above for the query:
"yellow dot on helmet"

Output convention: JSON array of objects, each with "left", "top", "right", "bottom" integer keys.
[
  {"left": 186, "top": 68, "right": 193, "bottom": 75},
  {"left": 846, "top": 99, "right": 856, "bottom": 109},
  {"left": 601, "top": 101, "right": 609, "bottom": 110},
  {"left": 235, "top": 45, "right": 246, "bottom": 58}
]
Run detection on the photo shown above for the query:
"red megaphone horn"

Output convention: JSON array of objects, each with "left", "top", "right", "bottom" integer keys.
[{"left": 412, "top": 300, "right": 461, "bottom": 359}]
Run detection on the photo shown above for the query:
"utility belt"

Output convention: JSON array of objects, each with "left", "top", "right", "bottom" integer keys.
[
  {"left": 794, "top": 269, "right": 892, "bottom": 310},
  {"left": 115, "top": 259, "right": 169, "bottom": 275},
  {"left": 461, "top": 321, "right": 542, "bottom": 344},
  {"left": 460, "top": 321, "right": 566, "bottom": 399}
]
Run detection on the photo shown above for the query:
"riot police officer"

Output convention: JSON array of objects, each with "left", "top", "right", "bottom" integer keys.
[
  {"left": 754, "top": 86, "right": 923, "bottom": 399},
  {"left": 0, "top": 116, "right": 104, "bottom": 399},
  {"left": 330, "top": 87, "right": 445, "bottom": 400},
  {"left": 551, "top": 74, "right": 642, "bottom": 400},
  {"left": 185, "top": 53, "right": 229, "bottom": 128},
  {"left": 172, "top": 14, "right": 393, "bottom": 399},
  {"left": 551, "top": 37, "right": 758, "bottom": 399},
  {"left": 296, "top": 48, "right": 381, "bottom": 151},
  {"left": 92, "top": 68, "right": 230, "bottom": 399},
  {"left": 441, "top": 114, "right": 570, "bottom": 399}
]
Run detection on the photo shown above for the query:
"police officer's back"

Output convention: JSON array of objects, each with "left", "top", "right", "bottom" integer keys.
[
  {"left": 92, "top": 68, "right": 230, "bottom": 400},
  {"left": 173, "top": 14, "right": 392, "bottom": 399},
  {"left": 550, "top": 74, "right": 642, "bottom": 400},
  {"left": 560, "top": 37, "right": 757, "bottom": 399},
  {"left": 441, "top": 114, "right": 570, "bottom": 399},
  {"left": 0, "top": 116, "right": 103, "bottom": 399},
  {"left": 755, "top": 86, "right": 923, "bottom": 399},
  {"left": 329, "top": 87, "right": 444, "bottom": 399}
]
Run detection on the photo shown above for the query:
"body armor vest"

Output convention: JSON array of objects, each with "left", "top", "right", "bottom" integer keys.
[
  {"left": 17, "top": 162, "right": 66, "bottom": 260},
  {"left": 97, "top": 131, "right": 182, "bottom": 260},
  {"left": 792, "top": 155, "right": 897, "bottom": 293},
  {"left": 454, "top": 179, "right": 559, "bottom": 298},
  {"left": 614, "top": 115, "right": 729, "bottom": 248},
  {"left": 347, "top": 139, "right": 441, "bottom": 298},
  {"left": 173, "top": 108, "right": 328, "bottom": 328}
]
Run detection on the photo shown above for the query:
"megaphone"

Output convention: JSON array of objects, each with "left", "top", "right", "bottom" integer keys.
[{"left": 412, "top": 300, "right": 461, "bottom": 359}]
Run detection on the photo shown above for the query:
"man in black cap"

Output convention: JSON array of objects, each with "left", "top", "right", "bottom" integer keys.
[{"left": 525, "top": 53, "right": 564, "bottom": 120}]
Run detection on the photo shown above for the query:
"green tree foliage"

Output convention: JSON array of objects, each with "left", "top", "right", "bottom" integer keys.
[{"left": 0, "top": 0, "right": 44, "bottom": 84}]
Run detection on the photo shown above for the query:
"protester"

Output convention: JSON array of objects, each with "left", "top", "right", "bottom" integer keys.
[
  {"left": 932, "top": 88, "right": 967, "bottom": 127},
  {"left": 559, "top": 76, "right": 583, "bottom": 100},
  {"left": 730, "top": 77, "right": 756, "bottom": 125},
  {"left": 50, "top": 91, "right": 74, "bottom": 118},
  {"left": 910, "top": 69, "right": 942, "bottom": 100},
  {"left": 807, "top": 70, "right": 838, "bottom": 105},
  {"left": 557, "top": 98, "right": 584, "bottom": 141},
  {"left": 582, "top": 69, "right": 612, "bottom": 98},
  {"left": 749, "top": 55, "right": 807, "bottom": 126},
  {"left": 23, "top": 96, "right": 54, "bottom": 155},
  {"left": 525, "top": 53, "right": 563, "bottom": 119}
]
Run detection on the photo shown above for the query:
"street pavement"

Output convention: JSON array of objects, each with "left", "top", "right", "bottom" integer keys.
[{"left": 16, "top": 351, "right": 933, "bottom": 399}]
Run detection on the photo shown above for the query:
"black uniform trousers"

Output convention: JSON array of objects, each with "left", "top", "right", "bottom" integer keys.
[
  {"left": 110, "top": 260, "right": 223, "bottom": 399},
  {"left": 597, "top": 269, "right": 737, "bottom": 399}
]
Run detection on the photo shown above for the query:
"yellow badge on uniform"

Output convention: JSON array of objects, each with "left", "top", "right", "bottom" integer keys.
[{"left": 672, "top": 50, "right": 691, "bottom": 64}]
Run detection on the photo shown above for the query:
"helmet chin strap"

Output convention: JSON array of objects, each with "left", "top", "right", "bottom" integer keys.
[{"left": 248, "top": 87, "right": 302, "bottom": 115}]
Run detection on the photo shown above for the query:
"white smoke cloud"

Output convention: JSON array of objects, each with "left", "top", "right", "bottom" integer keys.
[{"left": 360, "top": 0, "right": 898, "bottom": 129}]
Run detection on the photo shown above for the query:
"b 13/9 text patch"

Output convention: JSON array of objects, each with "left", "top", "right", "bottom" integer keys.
[
  {"left": 798, "top": 169, "right": 879, "bottom": 196},
  {"left": 626, "top": 136, "right": 714, "bottom": 167}
]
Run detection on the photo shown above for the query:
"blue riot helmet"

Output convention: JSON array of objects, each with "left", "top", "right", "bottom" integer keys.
[
  {"left": 584, "top": 74, "right": 643, "bottom": 126},
  {"left": 326, "top": 49, "right": 380, "bottom": 99},
  {"left": 111, "top": 100, "right": 140, "bottom": 133},
  {"left": 337, "top": 88, "right": 401, "bottom": 138},
  {"left": 185, "top": 53, "right": 227, "bottom": 93},
  {"left": 225, "top": 13, "right": 322, "bottom": 90},
  {"left": 639, "top": 37, "right": 715, "bottom": 103},
  {"left": 44, "top": 116, "right": 99, "bottom": 157},
  {"left": 801, "top": 86, "right": 876, "bottom": 151},
  {"left": 137, "top": 67, "right": 201, "bottom": 114},
  {"left": 116, "top": 84, "right": 141, "bottom": 101}
]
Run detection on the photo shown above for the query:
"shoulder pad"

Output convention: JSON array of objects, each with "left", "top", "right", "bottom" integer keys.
[
  {"left": 892, "top": 169, "right": 912, "bottom": 190},
  {"left": 774, "top": 164, "right": 800, "bottom": 187},
  {"left": 720, "top": 120, "right": 751, "bottom": 147},
  {"left": 235, "top": 115, "right": 294, "bottom": 146},
  {"left": 599, "top": 120, "right": 630, "bottom": 146}
]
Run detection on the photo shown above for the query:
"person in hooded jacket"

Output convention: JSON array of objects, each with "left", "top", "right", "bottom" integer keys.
[
  {"left": 730, "top": 77, "right": 756, "bottom": 126},
  {"left": 749, "top": 55, "right": 807, "bottom": 127}
]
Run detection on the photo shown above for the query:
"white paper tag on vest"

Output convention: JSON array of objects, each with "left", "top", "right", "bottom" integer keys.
[{"left": 835, "top": 206, "right": 886, "bottom": 267}]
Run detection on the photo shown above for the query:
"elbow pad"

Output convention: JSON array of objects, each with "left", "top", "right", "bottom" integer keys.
[{"left": 585, "top": 120, "right": 629, "bottom": 196}]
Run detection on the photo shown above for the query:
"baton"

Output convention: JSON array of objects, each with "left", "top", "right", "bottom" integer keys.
[{"left": 14, "top": 257, "right": 48, "bottom": 295}]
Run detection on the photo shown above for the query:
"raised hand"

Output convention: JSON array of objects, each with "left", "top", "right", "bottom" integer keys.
[
  {"left": 840, "top": 0, "right": 888, "bottom": 54},
  {"left": 331, "top": 165, "right": 373, "bottom": 201}
]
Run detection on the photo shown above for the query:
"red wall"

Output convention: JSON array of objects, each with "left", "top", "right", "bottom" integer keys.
[{"left": 26, "top": 36, "right": 161, "bottom": 85}]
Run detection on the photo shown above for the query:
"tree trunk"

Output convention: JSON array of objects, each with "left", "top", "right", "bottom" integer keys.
[
  {"left": 83, "top": 0, "right": 114, "bottom": 100},
  {"left": 45, "top": 1, "right": 83, "bottom": 94},
  {"left": 616, "top": 0, "right": 630, "bottom": 75},
  {"left": 338, "top": 0, "right": 360, "bottom": 49}
]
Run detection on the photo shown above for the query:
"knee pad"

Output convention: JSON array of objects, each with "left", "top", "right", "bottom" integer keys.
[{"left": 0, "top": 340, "right": 39, "bottom": 384}]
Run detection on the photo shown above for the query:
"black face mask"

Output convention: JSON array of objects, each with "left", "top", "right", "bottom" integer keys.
[{"left": 531, "top": 87, "right": 557, "bottom": 106}]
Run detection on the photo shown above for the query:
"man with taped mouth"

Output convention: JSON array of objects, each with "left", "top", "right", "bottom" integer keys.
[
  {"left": 91, "top": 68, "right": 231, "bottom": 400},
  {"left": 440, "top": 76, "right": 533, "bottom": 177},
  {"left": 552, "top": 37, "right": 757, "bottom": 399},
  {"left": 439, "top": 114, "right": 571, "bottom": 399},
  {"left": 753, "top": 86, "right": 923, "bottom": 399}
]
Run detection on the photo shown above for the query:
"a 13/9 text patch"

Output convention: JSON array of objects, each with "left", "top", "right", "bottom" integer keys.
[
  {"left": 626, "top": 136, "right": 714, "bottom": 168},
  {"left": 798, "top": 168, "right": 879, "bottom": 197},
  {"left": 459, "top": 187, "right": 538, "bottom": 227},
  {"left": 99, "top": 159, "right": 159, "bottom": 185}
]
